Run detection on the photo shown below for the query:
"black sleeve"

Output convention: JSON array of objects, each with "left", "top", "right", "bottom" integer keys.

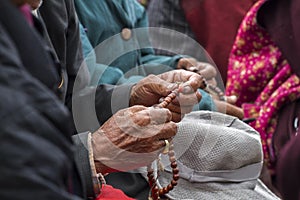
[{"left": 0, "top": 22, "right": 82, "bottom": 200}]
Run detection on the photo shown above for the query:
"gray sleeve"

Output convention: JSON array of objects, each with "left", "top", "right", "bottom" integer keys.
[{"left": 72, "top": 83, "right": 135, "bottom": 133}]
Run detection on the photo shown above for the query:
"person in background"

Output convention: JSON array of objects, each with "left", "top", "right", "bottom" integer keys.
[
  {"left": 0, "top": 0, "right": 204, "bottom": 199},
  {"left": 147, "top": 0, "right": 257, "bottom": 85},
  {"left": 258, "top": 0, "right": 300, "bottom": 199},
  {"left": 74, "top": 0, "right": 244, "bottom": 116},
  {"left": 225, "top": 0, "right": 300, "bottom": 198}
]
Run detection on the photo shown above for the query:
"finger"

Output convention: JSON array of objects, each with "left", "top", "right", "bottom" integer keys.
[
  {"left": 176, "top": 57, "right": 197, "bottom": 69},
  {"left": 214, "top": 100, "right": 244, "bottom": 119},
  {"left": 153, "top": 122, "right": 178, "bottom": 140},
  {"left": 148, "top": 107, "right": 172, "bottom": 124},
  {"left": 145, "top": 75, "right": 175, "bottom": 97},
  {"left": 144, "top": 139, "right": 172, "bottom": 155},
  {"left": 158, "top": 138, "right": 173, "bottom": 154},
  {"left": 225, "top": 104, "right": 244, "bottom": 119},
  {"left": 206, "top": 78, "right": 217, "bottom": 87},
  {"left": 171, "top": 112, "right": 184, "bottom": 123},
  {"left": 182, "top": 72, "right": 206, "bottom": 91},
  {"left": 172, "top": 91, "right": 202, "bottom": 106},
  {"left": 127, "top": 105, "right": 148, "bottom": 113},
  {"left": 132, "top": 107, "right": 172, "bottom": 126},
  {"left": 130, "top": 109, "right": 151, "bottom": 126},
  {"left": 225, "top": 95, "right": 238, "bottom": 105},
  {"left": 166, "top": 103, "right": 194, "bottom": 114},
  {"left": 194, "top": 62, "right": 217, "bottom": 80}
]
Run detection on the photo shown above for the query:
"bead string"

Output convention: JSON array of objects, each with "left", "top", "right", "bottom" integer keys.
[
  {"left": 147, "top": 89, "right": 180, "bottom": 200},
  {"left": 204, "top": 83, "right": 225, "bottom": 101},
  {"left": 147, "top": 75, "right": 223, "bottom": 200},
  {"left": 192, "top": 68, "right": 225, "bottom": 101}
]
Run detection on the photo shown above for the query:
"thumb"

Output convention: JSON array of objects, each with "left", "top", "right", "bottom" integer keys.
[
  {"left": 147, "top": 75, "right": 176, "bottom": 97},
  {"left": 226, "top": 95, "right": 238, "bottom": 105}
]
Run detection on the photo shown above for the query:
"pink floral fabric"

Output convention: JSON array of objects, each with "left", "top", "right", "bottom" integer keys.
[{"left": 226, "top": 0, "right": 300, "bottom": 173}]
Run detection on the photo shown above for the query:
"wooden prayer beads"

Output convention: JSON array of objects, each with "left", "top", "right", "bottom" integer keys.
[
  {"left": 147, "top": 88, "right": 180, "bottom": 200},
  {"left": 198, "top": 73, "right": 225, "bottom": 101},
  {"left": 204, "top": 83, "right": 226, "bottom": 101},
  {"left": 147, "top": 140, "right": 178, "bottom": 200},
  {"left": 147, "top": 75, "right": 224, "bottom": 200}
]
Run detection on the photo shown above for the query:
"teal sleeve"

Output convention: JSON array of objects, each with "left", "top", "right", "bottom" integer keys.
[
  {"left": 80, "top": 23, "right": 142, "bottom": 85},
  {"left": 193, "top": 89, "right": 217, "bottom": 111}
]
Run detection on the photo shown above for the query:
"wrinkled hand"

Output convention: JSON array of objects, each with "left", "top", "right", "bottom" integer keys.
[
  {"left": 92, "top": 105, "right": 177, "bottom": 173},
  {"left": 214, "top": 99, "right": 244, "bottom": 119},
  {"left": 130, "top": 70, "right": 204, "bottom": 122},
  {"left": 177, "top": 57, "right": 217, "bottom": 85}
]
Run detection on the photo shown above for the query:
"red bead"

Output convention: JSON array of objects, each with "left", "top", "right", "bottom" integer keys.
[
  {"left": 172, "top": 168, "right": 179, "bottom": 174},
  {"left": 159, "top": 187, "right": 169, "bottom": 195},
  {"left": 171, "top": 161, "right": 177, "bottom": 168},
  {"left": 173, "top": 174, "right": 180, "bottom": 181},
  {"left": 171, "top": 180, "right": 178, "bottom": 186},
  {"left": 147, "top": 173, "right": 154, "bottom": 178},
  {"left": 167, "top": 184, "right": 174, "bottom": 191},
  {"left": 159, "top": 188, "right": 164, "bottom": 195},
  {"left": 152, "top": 192, "right": 159, "bottom": 200},
  {"left": 152, "top": 186, "right": 159, "bottom": 194},
  {"left": 163, "top": 187, "right": 169, "bottom": 194}
]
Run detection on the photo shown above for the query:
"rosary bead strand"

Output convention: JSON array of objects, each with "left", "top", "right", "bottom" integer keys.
[{"left": 148, "top": 88, "right": 180, "bottom": 200}]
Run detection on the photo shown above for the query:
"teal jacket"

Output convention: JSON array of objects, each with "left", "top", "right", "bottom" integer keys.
[
  {"left": 75, "top": 0, "right": 182, "bottom": 85},
  {"left": 75, "top": 0, "right": 215, "bottom": 111}
]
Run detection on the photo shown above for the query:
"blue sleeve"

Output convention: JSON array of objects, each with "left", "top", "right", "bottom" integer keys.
[
  {"left": 79, "top": 23, "right": 141, "bottom": 85},
  {"left": 193, "top": 89, "right": 217, "bottom": 111}
]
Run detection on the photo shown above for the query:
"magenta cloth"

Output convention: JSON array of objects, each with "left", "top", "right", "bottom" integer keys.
[
  {"left": 226, "top": 0, "right": 300, "bottom": 174},
  {"left": 19, "top": 4, "right": 33, "bottom": 26}
]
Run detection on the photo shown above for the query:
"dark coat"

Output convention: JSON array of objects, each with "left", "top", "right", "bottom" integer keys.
[
  {"left": 0, "top": 1, "right": 79, "bottom": 199},
  {"left": 0, "top": 0, "right": 133, "bottom": 199}
]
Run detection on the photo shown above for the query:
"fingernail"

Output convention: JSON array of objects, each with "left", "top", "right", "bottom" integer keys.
[
  {"left": 189, "top": 66, "right": 198, "bottom": 73},
  {"left": 167, "top": 83, "right": 178, "bottom": 90},
  {"left": 181, "top": 85, "right": 193, "bottom": 94},
  {"left": 229, "top": 95, "right": 237, "bottom": 102}
]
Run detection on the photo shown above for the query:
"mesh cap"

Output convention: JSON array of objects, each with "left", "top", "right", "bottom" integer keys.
[{"left": 156, "top": 111, "right": 279, "bottom": 199}]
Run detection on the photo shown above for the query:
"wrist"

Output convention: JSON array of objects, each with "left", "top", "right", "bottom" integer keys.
[
  {"left": 94, "top": 161, "right": 119, "bottom": 174},
  {"left": 91, "top": 129, "right": 121, "bottom": 174},
  {"left": 129, "top": 84, "right": 136, "bottom": 106}
]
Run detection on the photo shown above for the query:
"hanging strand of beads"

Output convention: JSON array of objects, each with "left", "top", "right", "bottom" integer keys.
[
  {"left": 147, "top": 74, "right": 220, "bottom": 200},
  {"left": 147, "top": 87, "right": 180, "bottom": 200}
]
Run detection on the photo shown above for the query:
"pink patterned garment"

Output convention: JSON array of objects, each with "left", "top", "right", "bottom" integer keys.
[{"left": 226, "top": 0, "right": 300, "bottom": 173}]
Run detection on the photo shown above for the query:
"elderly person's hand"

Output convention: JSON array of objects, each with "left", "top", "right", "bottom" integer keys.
[
  {"left": 177, "top": 57, "right": 217, "bottom": 86},
  {"left": 130, "top": 70, "right": 204, "bottom": 122},
  {"left": 214, "top": 99, "right": 244, "bottom": 119},
  {"left": 92, "top": 105, "right": 177, "bottom": 173}
]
